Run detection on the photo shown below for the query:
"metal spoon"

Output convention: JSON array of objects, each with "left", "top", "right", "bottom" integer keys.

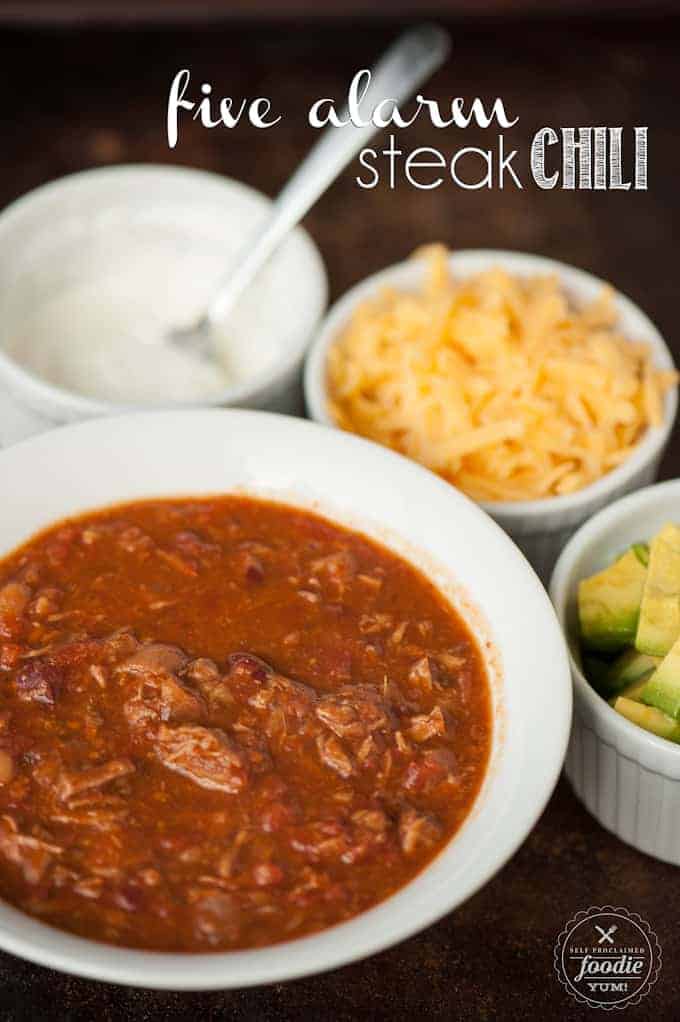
[{"left": 168, "top": 23, "right": 451, "bottom": 360}]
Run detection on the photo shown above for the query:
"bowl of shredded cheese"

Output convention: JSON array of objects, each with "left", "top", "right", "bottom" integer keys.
[{"left": 305, "top": 247, "right": 677, "bottom": 580}]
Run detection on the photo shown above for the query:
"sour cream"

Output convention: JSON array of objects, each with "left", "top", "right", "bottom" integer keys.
[{"left": 0, "top": 168, "right": 327, "bottom": 408}]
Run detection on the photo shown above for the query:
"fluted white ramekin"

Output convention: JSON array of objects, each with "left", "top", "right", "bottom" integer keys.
[
  {"left": 551, "top": 480, "right": 680, "bottom": 865},
  {"left": 304, "top": 250, "right": 677, "bottom": 582}
]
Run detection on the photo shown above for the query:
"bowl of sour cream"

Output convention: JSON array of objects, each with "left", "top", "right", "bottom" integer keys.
[{"left": 0, "top": 165, "right": 328, "bottom": 438}]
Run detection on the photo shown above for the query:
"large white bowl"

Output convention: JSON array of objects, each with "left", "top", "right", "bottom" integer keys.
[
  {"left": 304, "top": 250, "right": 676, "bottom": 581},
  {"left": 0, "top": 410, "right": 571, "bottom": 988},
  {"left": 551, "top": 480, "right": 680, "bottom": 865}
]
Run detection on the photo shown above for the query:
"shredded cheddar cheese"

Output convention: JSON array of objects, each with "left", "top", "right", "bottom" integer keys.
[{"left": 327, "top": 246, "right": 677, "bottom": 502}]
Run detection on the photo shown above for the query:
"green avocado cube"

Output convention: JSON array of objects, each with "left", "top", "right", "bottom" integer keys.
[
  {"left": 578, "top": 547, "right": 648, "bottom": 653},
  {"left": 608, "top": 674, "right": 654, "bottom": 705},
  {"left": 614, "top": 695, "right": 680, "bottom": 742},
  {"left": 599, "top": 648, "right": 660, "bottom": 696},
  {"left": 640, "top": 634, "right": 680, "bottom": 719},
  {"left": 635, "top": 524, "right": 680, "bottom": 656}
]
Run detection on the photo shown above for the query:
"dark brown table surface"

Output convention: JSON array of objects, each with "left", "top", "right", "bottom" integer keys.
[
  {"left": 1, "top": 0, "right": 676, "bottom": 25},
  {"left": 0, "top": 12, "right": 679, "bottom": 1020}
]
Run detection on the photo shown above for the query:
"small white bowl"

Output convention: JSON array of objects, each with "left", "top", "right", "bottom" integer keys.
[
  {"left": 551, "top": 479, "right": 680, "bottom": 865},
  {"left": 0, "top": 165, "right": 328, "bottom": 425},
  {"left": 304, "top": 250, "right": 677, "bottom": 581},
  {"left": 0, "top": 409, "right": 571, "bottom": 988}
]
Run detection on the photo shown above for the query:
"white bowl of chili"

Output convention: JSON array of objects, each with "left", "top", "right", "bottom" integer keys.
[
  {"left": 0, "top": 409, "right": 570, "bottom": 988},
  {"left": 304, "top": 249, "right": 676, "bottom": 583}
]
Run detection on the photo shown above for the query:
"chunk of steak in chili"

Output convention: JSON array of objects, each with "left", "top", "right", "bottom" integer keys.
[
  {"left": 0, "top": 495, "right": 491, "bottom": 952},
  {"left": 155, "top": 724, "right": 249, "bottom": 794}
]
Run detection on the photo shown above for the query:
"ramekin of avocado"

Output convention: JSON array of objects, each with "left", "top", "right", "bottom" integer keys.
[
  {"left": 551, "top": 481, "right": 680, "bottom": 865},
  {"left": 578, "top": 524, "right": 680, "bottom": 743}
]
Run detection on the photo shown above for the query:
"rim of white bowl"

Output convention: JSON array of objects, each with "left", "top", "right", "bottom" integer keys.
[
  {"left": 0, "top": 164, "right": 329, "bottom": 417},
  {"left": 550, "top": 478, "right": 680, "bottom": 762},
  {"left": 0, "top": 408, "right": 572, "bottom": 988},
  {"left": 304, "top": 249, "right": 677, "bottom": 521}
]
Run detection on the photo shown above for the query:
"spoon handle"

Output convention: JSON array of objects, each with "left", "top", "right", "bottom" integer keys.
[{"left": 205, "top": 23, "right": 450, "bottom": 326}]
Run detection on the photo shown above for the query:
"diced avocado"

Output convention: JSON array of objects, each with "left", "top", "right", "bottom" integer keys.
[
  {"left": 641, "top": 634, "right": 680, "bottom": 718},
  {"left": 599, "top": 648, "right": 660, "bottom": 696},
  {"left": 635, "top": 524, "right": 680, "bottom": 656},
  {"left": 578, "top": 547, "right": 648, "bottom": 652},
  {"left": 608, "top": 675, "right": 652, "bottom": 704},
  {"left": 632, "top": 542, "right": 650, "bottom": 567},
  {"left": 614, "top": 696, "right": 680, "bottom": 743}
]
